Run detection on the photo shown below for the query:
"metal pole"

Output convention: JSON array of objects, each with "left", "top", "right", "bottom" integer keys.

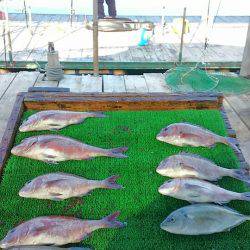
[
  {"left": 161, "top": 4, "right": 166, "bottom": 36},
  {"left": 178, "top": 7, "right": 186, "bottom": 63},
  {"left": 70, "top": 0, "right": 75, "bottom": 27},
  {"left": 93, "top": 0, "right": 99, "bottom": 76},
  {"left": 3, "top": 0, "right": 13, "bottom": 65},
  {"left": 23, "top": 0, "right": 28, "bottom": 28},
  {"left": 204, "top": 0, "right": 211, "bottom": 50}
]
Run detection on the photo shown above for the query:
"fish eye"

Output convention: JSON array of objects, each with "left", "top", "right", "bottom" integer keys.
[
  {"left": 167, "top": 217, "right": 175, "bottom": 223},
  {"left": 26, "top": 180, "right": 32, "bottom": 184}
]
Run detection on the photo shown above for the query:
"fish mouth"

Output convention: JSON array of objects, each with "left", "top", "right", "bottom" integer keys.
[
  {"left": 11, "top": 146, "right": 20, "bottom": 156},
  {"left": 156, "top": 167, "right": 165, "bottom": 175},
  {"left": 19, "top": 125, "right": 26, "bottom": 132},
  {"left": 0, "top": 240, "right": 10, "bottom": 249},
  {"left": 18, "top": 189, "right": 28, "bottom": 198},
  {"left": 156, "top": 134, "right": 165, "bottom": 142}
]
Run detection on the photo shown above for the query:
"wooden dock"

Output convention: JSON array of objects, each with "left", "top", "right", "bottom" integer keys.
[
  {"left": 0, "top": 71, "right": 249, "bottom": 164},
  {"left": 0, "top": 15, "right": 247, "bottom": 70}
]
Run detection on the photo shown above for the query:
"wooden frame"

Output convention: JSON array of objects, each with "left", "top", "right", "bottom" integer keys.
[{"left": 0, "top": 92, "right": 247, "bottom": 179}]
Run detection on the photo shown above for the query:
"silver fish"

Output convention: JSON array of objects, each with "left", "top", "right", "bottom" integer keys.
[
  {"left": 156, "top": 153, "right": 250, "bottom": 184},
  {"left": 156, "top": 123, "right": 239, "bottom": 152},
  {"left": 161, "top": 204, "right": 250, "bottom": 235},
  {"left": 19, "top": 110, "right": 106, "bottom": 132},
  {"left": 158, "top": 178, "right": 250, "bottom": 203},
  {"left": 0, "top": 212, "right": 126, "bottom": 248},
  {"left": 11, "top": 135, "right": 128, "bottom": 163},
  {"left": 19, "top": 173, "right": 123, "bottom": 201}
]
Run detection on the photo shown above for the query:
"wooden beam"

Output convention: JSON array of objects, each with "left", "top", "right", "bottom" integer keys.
[
  {"left": 0, "top": 61, "right": 242, "bottom": 71},
  {"left": 0, "top": 93, "right": 25, "bottom": 176},
  {"left": 23, "top": 92, "right": 223, "bottom": 111}
]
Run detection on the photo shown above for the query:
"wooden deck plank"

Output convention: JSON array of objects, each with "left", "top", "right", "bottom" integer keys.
[
  {"left": 103, "top": 75, "right": 126, "bottom": 92},
  {"left": 81, "top": 75, "right": 103, "bottom": 92},
  {"left": 143, "top": 73, "right": 171, "bottom": 93},
  {"left": 223, "top": 98, "right": 250, "bottom": 165},
  {"left": 58, "top": 75, "right": 82, "bottom": 92},
  {"left": 0, "top": 73, "right": 17, "bottom": 99},
  {"left": 34, "top": 73, "right": 59, "bottom": 87},
  {"left": 124, "top": 75, "right": 149, "bottom": 93},
  {"left": 0, "top": 71, "right": 39, "bottom": 139},
  {"left": 225, "top": 95, "right": 250, "bottom": 129}
]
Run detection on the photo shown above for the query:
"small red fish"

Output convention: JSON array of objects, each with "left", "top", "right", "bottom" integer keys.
[
  {"left": 0, "top": 212, "right": 126, "bottom": 248},
  {"left": 11, "top": 135, "right": 128, "bottom": 163},
  {"left": 156, "top": 123, "right": 239, "bottom": 152},
  {"left": 159, "top": 178, "right": 250, "bottom": 204},
  {"left": 19, "top": 110, "right": 106, "bottom": 132},
  {"left": 19, "top": 173, "right": 123, "bottom": 201}
]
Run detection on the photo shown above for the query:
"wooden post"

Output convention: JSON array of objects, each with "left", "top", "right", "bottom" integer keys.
[
  {"left": 3, "top": 0, "right": 13, "bottom": 65},
  {"left": 240, "top": 23, "right": 250, "bottom": 78},
  {"left": 178, "top": 7, "right": 186, "bottom": 63},
  {"left": 93, "top": 0, "right": 99, "bottom": 76}
]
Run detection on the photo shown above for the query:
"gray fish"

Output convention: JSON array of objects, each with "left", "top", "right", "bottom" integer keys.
[
  {"left": 19, "top": 110, "right": 106, "bottom": 132},
  {"left": 156, "top": 153, "right": 250, "bottom": 184},
  {"left": 19, "top": 173, "right": 123, "bottom": 201},
  {"left": 0, "top": 212, "right": 125, "bottom": 248},
  {"left": 161, "top": 204, "right": 250, "bottom": 235},
  {"left": 11, "top": 135, "right": 128, "bottom": 163},
  {"left": 156, "top": 123, "right": 239, "bottom": 152},
  {"left": 158, "top": 178, "right": 250, "bottom": 204}
]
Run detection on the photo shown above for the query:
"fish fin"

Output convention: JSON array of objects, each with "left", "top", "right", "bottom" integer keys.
[
  {"left": 45, "top": 160, "right": 59, "bottom": 165},
  {"left": 102, "top": 211, "right": 126, "bottom": 228},
  {"left": 48, "top": 123, "right": 63, "bottom": 128},
  {"left": 108, "top": 147, "right": 128, "bottom": 158},
  {"left": 50, "top": 196, "right": 64, "bottom": 201},
  {"left": 232, "top": 168, "right": 250, "bottom": 186},
  {"left": 45, "top": 179, "right": 67, "bottom": 188},
  {"left": 85, "top": 157, "right": 94, "bottom": 161},
  {"left": 103, "top": 175, "right": 123, "bottom": 189},
  {"left": 92, "top": 112, "right": 107, "bottom": 118},
  {"left": 178, "top": 152, "right": 217, "bottom": 164},
  {"left": 30, "top": 225, "right": 55, "bottom": 236},
  {"left": 225, "top": 137, "right": 241, "bottom": 153},
  {"left": 241, "top": 192, "right": 250, "bottom": 201}
]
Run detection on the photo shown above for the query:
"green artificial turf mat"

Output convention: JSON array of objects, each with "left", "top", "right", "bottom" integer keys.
[{"left": 0, "top": 109, "right": 249, "bottom": 249}]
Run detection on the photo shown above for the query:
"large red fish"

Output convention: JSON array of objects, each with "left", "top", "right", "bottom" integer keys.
[
  {"left": 19, "top": 110, "right": 106, "bottom": 132},
  {"left": 156, "top": 123, "right": 239, "bottom": 152},
  {"left": 0, "top": 212, "right": 126, "bottom": 248},
  {"left": 11, "top": 135, "right": 128, "bottom": 163}
]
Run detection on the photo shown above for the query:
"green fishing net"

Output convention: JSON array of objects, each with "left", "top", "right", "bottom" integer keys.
[{"left": 165, "top": 66, "right": 250, "bottom": 94}]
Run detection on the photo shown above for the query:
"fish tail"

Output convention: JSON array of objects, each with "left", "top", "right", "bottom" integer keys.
[
  {"left": 241, "top": 192, "right": 250, "bottom": 201},
  {"left": 107, "top": 147, "right": 128, "bottom": 158},
  {"left": 232, "top": 168, "right": 250, "bottom": 186},
  {"left": 224, "top": 137, "right": 241, "bottom": 153},
  {"left": 103, "top": 175, "right": 123, "bottom": 189},
  {"left": 102, "top": 211, "right": 126, "bottom": 228}
]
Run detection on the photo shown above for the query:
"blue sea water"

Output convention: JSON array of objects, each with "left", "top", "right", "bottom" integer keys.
[{"left": 4, "top": 0, "right": 250, "bottom": 16}]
